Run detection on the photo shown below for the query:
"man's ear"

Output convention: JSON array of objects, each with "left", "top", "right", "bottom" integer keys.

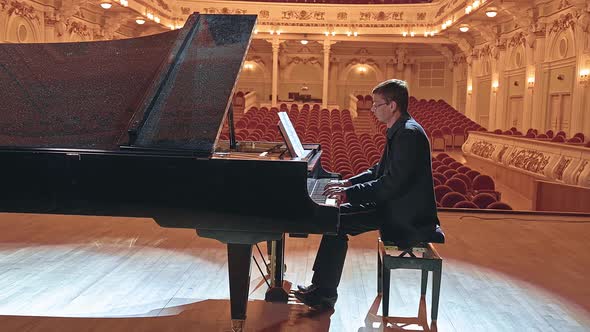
[{"left": 389, "top": 100, "right": 398, "bottom": 113}]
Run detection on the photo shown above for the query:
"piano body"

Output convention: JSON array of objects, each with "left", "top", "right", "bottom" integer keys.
[{"left": 0, "top": 13, "right": 339, "bottom": 330}]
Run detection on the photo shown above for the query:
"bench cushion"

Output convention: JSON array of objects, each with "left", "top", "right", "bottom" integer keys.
[{"left": 381, "top": 225, "right": 445, "bottom": 247}]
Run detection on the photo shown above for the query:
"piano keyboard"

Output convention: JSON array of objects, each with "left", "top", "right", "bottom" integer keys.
[{"left": 307, "top": 178, "right": 338, "bottom": 206}]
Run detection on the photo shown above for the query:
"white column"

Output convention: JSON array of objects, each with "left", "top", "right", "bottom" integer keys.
[
  {"left": 531, "top": 35, "right": 547, "bottom": 131},
  {"left": 322, "top": 40, "right": 332, "bottom": 109},
  {"left": 403, "top": 65, "right": 412, "bottom": 90},
  {"left": 522, "top": 37, "right": 536, "bottom": 132},
  {"left": 451, "top": 61, "right": 461, "bottom": 110},
  {"left": 465, "top": 56, "right": 475, "bottom": 120},
  {"left": 329, "top": 58, "right": 339, "bottom": 105},
  {"left": 571, "top": 29, "right": 589, "bottom": 134},
  {"left": 271, "top": 38, "right": 280, "bottom": 107},
  {"left": 488, "top": 45, "right": 507, "bottom": 130}
]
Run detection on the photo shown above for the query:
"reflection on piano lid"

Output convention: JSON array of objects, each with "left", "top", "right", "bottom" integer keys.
[{"left": 0, "top": 13, "right": 256, "bottom": 156}]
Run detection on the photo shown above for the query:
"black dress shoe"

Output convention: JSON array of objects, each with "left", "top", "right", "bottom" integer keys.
[
  {"left": 293, "top": 288, "right": 338, "bottom": 309},
  {"left": 296, "top": 284, "right": 318, "bottom": 293}
]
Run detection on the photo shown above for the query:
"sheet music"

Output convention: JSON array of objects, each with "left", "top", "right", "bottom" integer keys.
[{"left": 278, "top": 112, "right": 306, "bottom": 158}]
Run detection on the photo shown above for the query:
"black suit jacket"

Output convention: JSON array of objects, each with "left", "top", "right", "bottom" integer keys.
[{"left": 345, "top": 114, "right": 439, "bottom": 245}]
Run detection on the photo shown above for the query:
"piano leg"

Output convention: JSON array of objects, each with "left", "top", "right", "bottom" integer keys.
[
  {"left": 227, "top": 243, "right": 252, "bottom": 332},
  {"left": 264, "top": 233, "right": 290, "bottom": 302}
]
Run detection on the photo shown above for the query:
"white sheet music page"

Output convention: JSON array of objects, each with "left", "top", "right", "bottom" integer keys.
[{"left": 278, "top": 112, "right": 305, "bottom": 158}]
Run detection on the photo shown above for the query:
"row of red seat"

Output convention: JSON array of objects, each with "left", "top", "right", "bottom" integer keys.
[
  {"left": 432, "top": 153, "right": 512, "bottom": 210},
  {"left": 489, "top": 127, "right": 589, "bottom": 147}
]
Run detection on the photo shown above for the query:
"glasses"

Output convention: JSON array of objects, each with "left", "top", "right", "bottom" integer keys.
[{"left": 371, "top": 102, "right": 388, "bottom": 110}]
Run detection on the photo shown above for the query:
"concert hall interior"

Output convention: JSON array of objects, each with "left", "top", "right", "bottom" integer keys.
[{"left": 0, "top": 0, "right": 590, "bottom": 331}]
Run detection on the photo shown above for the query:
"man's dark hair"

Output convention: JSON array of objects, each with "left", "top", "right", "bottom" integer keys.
[{"left": 372, "top": 79, "right": 409, "bottom": 115}]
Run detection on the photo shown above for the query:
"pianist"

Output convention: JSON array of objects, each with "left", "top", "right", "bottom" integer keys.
[{"left": 294, "top": 79, "right": 440, "bottom": 309}]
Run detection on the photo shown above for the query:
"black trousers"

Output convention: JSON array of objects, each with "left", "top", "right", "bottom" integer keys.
[{"left": 311, "top": 202, "right": 382, "bottom": 289}]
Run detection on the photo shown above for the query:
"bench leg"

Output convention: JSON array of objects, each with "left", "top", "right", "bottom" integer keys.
[
  {"left": 431, "top": 262, "right": 442, "bottom": 321},
  {"left": 382, "top": 267, "right": 390, "bottom": 317},
  {"left": 377, "top": 251, "right": 383, "bottom": 294},
  {"left": 420, "top": 269, "right": 428, "bottom": 296}
]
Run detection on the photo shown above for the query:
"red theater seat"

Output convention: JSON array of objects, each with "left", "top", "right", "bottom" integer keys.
[
  {"left": 434, "top": 185, "right": 453, "bottom": 204},
  {"left": 440, "top": 192, "right": 467, "bottom": 208},
  {"left": 486, "top": 202, "right": 513, "bottom": 210},
  {"left": 453, "top": 201, "right": 478, "bottom": 209},
  {"left": 452, "top": 173, "right": 472, "bottom": 189},
  {"left": 445, "top": 178, "right": 468, "bottom": 195},
  {"left": 471, "top": 193, "right": 497, "bottom": 209},
  {"left": 473, "top": 175, "right": 495, "bottom": 191},
  {"left": 456, "top": 166, "right": 471, "bottom": 174},
  {"left": 465, "top": 170, "right": 481, "bottom": 181},
  {"left": 443, "top": 169, "right": 458, "bottom": 179}
]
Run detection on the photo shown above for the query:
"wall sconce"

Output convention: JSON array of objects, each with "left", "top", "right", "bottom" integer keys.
[
  {"left": 243, "top": 62, "right": 254, "bottom": 70},
  {"left": 580, "top": 69, "right": 590, "bottom": 85},
  {"left": 492, "top": 81, "right": 499, "bottom": 93},
  {"left": 486, "top": 7, "right": 498, "bottom": 18},
  {"left": 357, "top": 65, "right": 367, "bottom": 74},
  {"left": 402, "top": 31, "right": 408, "bottom": 37},
  {"left": 527, "top": 77, "right": 535, "bottom": 88},
  {"left": 467, "top": 85, "right": 473, "bottom": 94}
]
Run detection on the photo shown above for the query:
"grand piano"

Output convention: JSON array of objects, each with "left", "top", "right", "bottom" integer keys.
[{"left": 0, "top": 13, "right": 340, "bottom": 331}]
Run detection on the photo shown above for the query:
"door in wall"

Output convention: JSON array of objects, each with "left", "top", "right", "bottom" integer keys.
[
  {"left": 507, "top": 96, "right": 524, "bottom": 130},
  {"left": 548, "top": 93, "right": 572, "bottom": 133}
]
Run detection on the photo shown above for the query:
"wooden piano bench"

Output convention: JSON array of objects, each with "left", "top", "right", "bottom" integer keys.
[{"left": 377, "top": 230, "right": 444, "bottom": 321}]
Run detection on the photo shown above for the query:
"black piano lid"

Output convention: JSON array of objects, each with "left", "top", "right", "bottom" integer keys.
[{"left": 0, "top": 13, "right": 257, "bottom": 157}]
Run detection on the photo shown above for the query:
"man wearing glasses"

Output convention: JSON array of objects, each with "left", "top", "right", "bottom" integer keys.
[{"left": 294, "top": 79, "right": 440, "bottom": 310}]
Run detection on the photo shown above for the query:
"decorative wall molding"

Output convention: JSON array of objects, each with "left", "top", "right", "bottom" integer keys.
[
  {"left": 549, "top": 12, "right": 575, "bottom": 34},
  {"left": 68, "top": 19, "right": 91, "bottom": 38},
  {"left": 359, "top": 11, "right": 404, "bottom": 22},
  {"left": 281, "top": 10, "right": 324, "bottom": 21},
  {"left": 507, "top": 149, "right": 551, "bottom": 175},
  {"left": 463, "top": 132, "right": 590, "bottom": 187},
  {"left": 5, "top": 0, "right": 40, "bottom": 23},
  {"left": 508, "top": 31, "right": 527, "bottom": 48},
  {"left": 203, "top": 7, "right": 247, "bottom": 15}
]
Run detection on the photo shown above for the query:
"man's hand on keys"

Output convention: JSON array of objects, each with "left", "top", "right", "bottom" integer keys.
[
  {"left": 323, "top": 180, "right": 351, "bottom": 205},
  {"left": 323, "top": 179, "right": 352, "bottom": 191}
]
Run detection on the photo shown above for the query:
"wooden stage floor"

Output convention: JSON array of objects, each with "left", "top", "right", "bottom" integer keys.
[{"left": 0, "top": 211, "right": 588, "bottom": 331}]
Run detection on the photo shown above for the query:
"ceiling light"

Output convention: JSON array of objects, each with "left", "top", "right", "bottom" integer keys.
[
  {"left": 486, "top": 8, "right": 498, "bottom": 17},
  {"left": 100, "top": 1, "right": 112, "bottom": 9},
  {"left": 465, "top": 5, "right": 472, "bottom": 14},
  {"left": 402, "top": 31, "right": 408, "bottom": 37},
  {"left": 459, "top": 24, "right": 469, "bottom": 32},
  {"left": 353, "top": 31, "right": 358, "bottom": 36},
  {"left": 135, "top": 18, "right": 146, "bottom": 25}
]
